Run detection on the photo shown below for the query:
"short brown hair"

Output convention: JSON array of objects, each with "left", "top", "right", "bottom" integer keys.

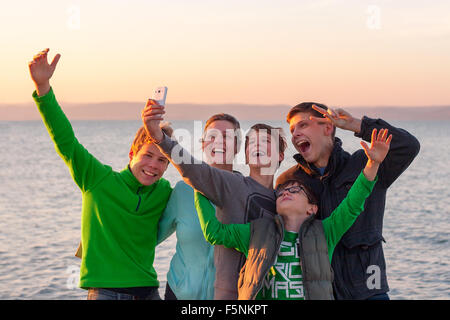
[
  {"left": 286, "top": 102, "right": 336, "bottom": 138},
  {"left": 244, "top": 123, "right": 287, "bottom": 158},
  {"left": 275, "top": 178, "right": 318, "bottom": 205},
  {"left": 130, "top": 122, "right": 173, "bottom": 156},
  {"left": 204, "top": 113, "right": 242, "bottom": 151}
]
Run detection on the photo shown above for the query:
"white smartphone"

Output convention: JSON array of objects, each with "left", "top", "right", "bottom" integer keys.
[{"left": 152, "top": 86, "right": 168, "bottom": 106}]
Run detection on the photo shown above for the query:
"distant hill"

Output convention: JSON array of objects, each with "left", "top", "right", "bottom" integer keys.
[{"left": 1, "top": 101, "right": 450, "bottom": 121}]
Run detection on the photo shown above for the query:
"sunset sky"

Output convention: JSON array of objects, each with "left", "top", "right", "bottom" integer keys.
[{"left": 1, "top": 0, "right": 450, "bottom": 107}]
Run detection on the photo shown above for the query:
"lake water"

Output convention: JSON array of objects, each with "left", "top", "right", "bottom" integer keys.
[{"left": 0, "top": 119, "right": 449, "bottom": 300}]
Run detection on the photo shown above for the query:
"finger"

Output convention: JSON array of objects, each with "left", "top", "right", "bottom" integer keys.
[
  {"left": 143, "top": 116, "right": 164, "bottom": 121},
  {"left": 371, "top": 128, "right": 377, "bottom": 145},
  {"left": 360, "top": 141, "right": 370, "bottom": 155},
  {"left": 312, "top": 104, "right": 328, "bottom": 115},
  {"left": 50, "top": 54, "right": 61, "bottom": 69},
  {"left": 327, "top": 108, "right": 338, "bottom": 119},
  {"left": 142, "top": 109, "right": 165, "bottom": 116},
  {"left": 376, "top": 128, "right": 384, "bottom": 141},
  {"left": 336, "top": 108, "right": 348, "bottom": 116},
  {"left": 309, "top": 115, "right": 329, "bottom": 125},
  {"left": 143, "top": 105, "right": 165, "bottom": 111},
  {"left": 145, "top": 98, "right": 163, "bottom": 107},
  {"left": 386, "top": 134, "right": 393, "bottom": 146},
  {"left": 142, "top": 110, "right": 166, "bottom": 119},
  {"left": 380, "top": 129, "right": 388, "bottom": 142}
]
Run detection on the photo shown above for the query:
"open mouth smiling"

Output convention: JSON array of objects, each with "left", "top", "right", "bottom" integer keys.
[
  {"left": 296, "top": 139, "right": 311, "bottom": 154},
  {"left": 143, "top": 170, "right": 158, "bottom": 177}
]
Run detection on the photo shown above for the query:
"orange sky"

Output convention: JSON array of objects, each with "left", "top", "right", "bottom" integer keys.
[{"left": 1, "top": 0, "right": 450, "bottom": 107}]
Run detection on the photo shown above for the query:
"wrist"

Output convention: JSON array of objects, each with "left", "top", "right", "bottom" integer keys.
[
  {"left": 36, "top": 82, "right": 51, "bottom": 97},
  {"left": 147, "top": 129, "right": 164, "bottom": 144},
  {"left": 349, "top": 117, "right": 362, "bottom": 134},
  {"left": 363, "top": 160, "right": 380, "bottom": 181}
]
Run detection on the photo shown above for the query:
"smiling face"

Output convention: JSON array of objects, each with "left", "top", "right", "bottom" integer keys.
[
  {"left": 202, "top": 120, "right": 238, "bottom": 166},
  {"left": 245, "top": 130, "right": 279, "bottom": 168},
  {"left": 289, "top": 112, "right": 334, "bottom": 168},
  {"left": 129, "top": 143, "right": 169, "bottom": 186}
]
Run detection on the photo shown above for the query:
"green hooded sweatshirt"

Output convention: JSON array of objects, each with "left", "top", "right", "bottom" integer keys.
[{"left": 33, "top": 88, "right": 172, "bottom": 289}]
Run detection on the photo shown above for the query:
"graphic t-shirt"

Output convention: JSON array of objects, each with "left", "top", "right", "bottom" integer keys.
[{"left": 256, "top": 231, "right": 304, "bottom": 300}]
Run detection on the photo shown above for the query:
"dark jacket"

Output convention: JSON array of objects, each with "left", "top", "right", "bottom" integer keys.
[
  {"left": 276, "top": 116, "right": 420, "bottom": 299},
  {"left": 238, "top": 215, "right": 334, "bottom": 300}
]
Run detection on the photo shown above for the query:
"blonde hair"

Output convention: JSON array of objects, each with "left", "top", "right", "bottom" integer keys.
[{"left": 130, "top": 122, "right": 173, "bottom": 156}]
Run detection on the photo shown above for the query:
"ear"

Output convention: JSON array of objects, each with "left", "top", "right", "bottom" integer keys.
[
  {"left": 323, "top": 122, "right": 334, "bottom": 137},
  {"left": 244, "top": 145, "right": 249, "bottom": 165},
  {"left": 279, "top": 151, "right": 285, "bottom": 164},
  {"left": 129, "top": 149, "right": 134, "bottom": 163},
  {"left": 307, "top": 204, "right": 318, "bottom": 216}
]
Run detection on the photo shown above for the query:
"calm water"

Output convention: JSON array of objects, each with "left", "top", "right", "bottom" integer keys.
[{"left": 0, "top": 119, "right": 449, "bottom": 300}]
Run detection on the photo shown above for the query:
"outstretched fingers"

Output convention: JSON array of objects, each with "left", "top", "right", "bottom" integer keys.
[
  {"left": 360, "top": 141, "right": 370, "bottom": 155},
  {"left": 50, "top": 53, "right": 61, "bottom": 69},
  {"left": 386, "top": 134, "right": 393, "bottom": 145},
  {"left": 370, "top": 128, "right": 377, "bottom": 146}
]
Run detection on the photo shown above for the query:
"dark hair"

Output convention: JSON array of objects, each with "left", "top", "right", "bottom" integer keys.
[
  {"left": 286, "top": 102, "right": 336, "bottom": 139},
  {"left": 275, "top": 178, "right": 319, "bottom": 205},
  {"left": 244, "top": 123, "right": 287, "bottom": 163},
  {"left": 204, "top": 113, "right": 242, "bottom": 150}
]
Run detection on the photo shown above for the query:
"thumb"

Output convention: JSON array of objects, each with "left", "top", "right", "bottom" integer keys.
[
  {"left": 360, "top": 141, "right": 370, "bottom": 157},
  {"left": 146, "top": 99, "right": 160, "bottom": 107},
  {"left": 50, "top": 54, "right": 61, "bottom": 69}
]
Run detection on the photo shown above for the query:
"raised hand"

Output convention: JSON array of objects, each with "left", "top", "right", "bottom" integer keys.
[
  {"left": 141, "top": 99, "right": 165, "bottom": 143},
  {"left": 28, "top": 48, "right": 61, "bottom": 96},
  {"left": 310, "top": 104, "right": 362, "bottom": 134},
  {"left": 361, "top": 128, "right": 392, "bottom": 164},
  {"left": 361, "top": 128, "right": 393, "bottom": 181}
]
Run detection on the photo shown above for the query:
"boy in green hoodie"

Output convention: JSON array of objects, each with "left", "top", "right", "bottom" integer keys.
[
  {"left": 28, "top": 49, "right": 172, "bottom": 300},
  {"left": 194, "top": 127, "right": 392, "bottom": 300}
]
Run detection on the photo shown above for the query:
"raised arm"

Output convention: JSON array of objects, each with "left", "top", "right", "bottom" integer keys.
[
  {"left": 141, "top": 99, "right": 243, "bottom": 207},
  {"left": 322, "top": 128, "right": 391, "bottom": 261},
  {"left": 311, "top": 105, "right": 420, "bottom": 188},
  {"left": 29, "top": 49, "right": 110, "bottom": 192},
  {"left": 194, "top": 191, "right": 250, "bottom": 255}
]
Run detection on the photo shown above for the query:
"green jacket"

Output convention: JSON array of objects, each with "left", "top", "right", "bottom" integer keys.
[
  {"left": 194, "top": 171, "right": 376, "bottom": 300},
  {"left": 33, "top": 88, "right": 172, "bottom": 289}
]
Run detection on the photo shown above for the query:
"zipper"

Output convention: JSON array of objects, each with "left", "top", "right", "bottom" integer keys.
[
  {"left": 298, "top": 216, "right": 314, "bottom": 300},
  {"left": 135, "top": 187, "right": 142, "bottom": 212}
]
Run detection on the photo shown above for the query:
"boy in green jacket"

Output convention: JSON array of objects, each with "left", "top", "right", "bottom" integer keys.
[
  {"left": 28, "top": 49, "right": 172, "bottom": 300},
  {"left": 195, "top": 127, "right": 392, "bottom": 300}
]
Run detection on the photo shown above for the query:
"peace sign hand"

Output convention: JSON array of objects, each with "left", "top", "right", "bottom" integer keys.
[{"left": 310, "top": 105, "right": 362, "bottom": 134}]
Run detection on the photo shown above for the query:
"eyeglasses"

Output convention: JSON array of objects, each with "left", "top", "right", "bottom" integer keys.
[
  {"left": 275, "top": 185, "right": 317, "bottom": 205},
  {"left": 275, "top": 185, "right": 307, "bottom": 198}
]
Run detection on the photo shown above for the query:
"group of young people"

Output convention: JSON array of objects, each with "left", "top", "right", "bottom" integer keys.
[{"left": 28, "top": 49, "right": 420, "bottom": 300}]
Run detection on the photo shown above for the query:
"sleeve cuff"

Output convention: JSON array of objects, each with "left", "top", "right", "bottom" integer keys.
[
  {"left": 157, "top": 132, "right": 173, "bottom": 152},
  {"left": 358, "top": 170, "right": 378, "bottom": 190},
  {"left": 354, "top": 116, "right": 370, "bottom": 139},
  {"left": 32, "top": 87, "right": 55, "bottom": 104}
]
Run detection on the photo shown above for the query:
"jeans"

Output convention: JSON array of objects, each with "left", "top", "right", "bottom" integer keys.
[
  {"left": 164, "top": 282, "right": 177, "bottom": 300},
  {"left": 87, "top": 288, "right": 161, "bottom": 300}
]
